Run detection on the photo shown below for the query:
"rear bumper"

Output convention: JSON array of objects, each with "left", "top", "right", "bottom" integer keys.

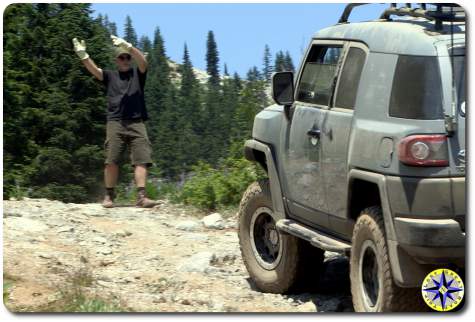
[
  {"left": 386, "top": 175, "right": 465, "bottom": 259},
  {"left": 386, "top": 176, "right": 465, "bottom": 220},
  {"left": 394, "top": 217, "right": 465, "bottom": 265}
]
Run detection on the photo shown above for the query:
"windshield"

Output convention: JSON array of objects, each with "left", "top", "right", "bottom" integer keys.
[{"left": 451, "top": 46, "right": 466, "bottom": 117}]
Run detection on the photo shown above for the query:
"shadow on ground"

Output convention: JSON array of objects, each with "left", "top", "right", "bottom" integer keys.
[{"left": 245, "top": 254, "right": 353, "bottom": 312}]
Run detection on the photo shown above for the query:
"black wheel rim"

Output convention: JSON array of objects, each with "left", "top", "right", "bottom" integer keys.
[
  {"left": 251, "top": 209, "right": 281, "bottom": 268},
  {"left": 361, "top": 242, "right": 380, "bottom": 307}
]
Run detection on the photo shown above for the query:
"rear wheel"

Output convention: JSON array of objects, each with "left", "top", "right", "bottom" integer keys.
[
  {"left": 350, "top": 206, "right": 426, "bottom": 312},
  {"left": 238, "top": 180, "right": 324, "bottom": 293}
]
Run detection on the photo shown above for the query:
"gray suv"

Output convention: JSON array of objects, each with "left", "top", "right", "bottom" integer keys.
[{"left": 238, "top": 3, "right": 465, "bottom": 312}]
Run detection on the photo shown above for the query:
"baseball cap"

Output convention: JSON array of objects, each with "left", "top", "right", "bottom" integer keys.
[{"left": 114, "top": 47, "right": 131, "bottom": 58}]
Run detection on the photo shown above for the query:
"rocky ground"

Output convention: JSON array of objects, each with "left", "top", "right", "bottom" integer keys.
[{"left": 3, "top": 198, "right": 352, "bottom": 312}]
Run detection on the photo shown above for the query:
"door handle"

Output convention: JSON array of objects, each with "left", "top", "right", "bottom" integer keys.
[{"left": 307, "top": 128, "right": 321, "bottom": 138}]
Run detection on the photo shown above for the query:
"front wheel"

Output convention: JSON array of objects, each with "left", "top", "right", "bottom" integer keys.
[
  {"left": 238, "top": 180, "right": 324, "bottom": 293},
  {"left": 350, "top": 206, "right": 426, "bottom": 312}
]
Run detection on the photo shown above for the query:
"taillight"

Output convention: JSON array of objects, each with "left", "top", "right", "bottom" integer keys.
[{"left": 398, "top": 135, "right": 449, "bottom": 166}]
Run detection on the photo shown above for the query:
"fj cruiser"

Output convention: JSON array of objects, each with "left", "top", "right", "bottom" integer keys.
[{"left": 238, "top": 3, "right": 466, "bottom": 312}]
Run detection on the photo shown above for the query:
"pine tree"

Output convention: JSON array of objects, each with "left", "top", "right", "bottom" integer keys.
[
  {"left": 108, "top": 21, "right": 118, "bottom": 35},
  {"left": 176, "top": 43, "right": 202, "bottom": 171},
  {"left": 123, "top": 15, "right": 138, "bottom": 46},
  {"left": 275, "top": 50, "right": 285, "bottom": 72},
  {"left": 144, "top": 27, "right": 181, "bottom": 178},
  {"left": 206, "top": 30, "right": 220, "bottom": 88},
  {"left": 263, "top": 44, "right": 273, "bottom": 82},
  {"left": 224, "top": 63, "right": 229, "bottom": 76},
  {"left": 202, "top": 30, "right": 224, "bottom": 164},
  {"left": 138, "top": 35, "right": 152, "bottom": 53},
  {"left": 233, "top": 72, "right": 243, "bottom": 92},
  {"left": 3, "top": 3, "right": 112, "bottom": 201},
  {"left": 247, "top": 66, "right": 262, "bottom": 82},
  {"left": 231, "top": 69, "right": 268, "bottom": 149},
  {"left": 222, "top": 68, "right": 242, "bottom": 153},
  {"left": 284, "top": 51, "right": 295, "bottom": 72}
]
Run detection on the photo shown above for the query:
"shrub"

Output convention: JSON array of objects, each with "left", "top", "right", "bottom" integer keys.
[
  {"left": 181, "top": 158, "right": 264, "bottom": 210},
  {"left": 30, "top": 183, "right": 88, "bottom": 203},
  {"left": 181, "top": 162, "right": 218, "bottom": 209}
]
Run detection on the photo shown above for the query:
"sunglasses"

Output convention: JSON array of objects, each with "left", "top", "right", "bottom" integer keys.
[{"left": 118, "top": 55, "right": 131, "bottom": 61}]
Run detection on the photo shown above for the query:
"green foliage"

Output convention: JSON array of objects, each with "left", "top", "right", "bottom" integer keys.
[
  {"left": 206, "top": 30, "right": 220, "bottom": 88},
  {"left": 3, "top": 5, "right": 273, "bottom": 206},
  {"left": 263, "top": 44, "right": 273, "bottom": 82},
  {"left": 30, "top": 184, "right": 88, "bottom": 203},
  {"left": 181, "top": 158, "right": 264, "bottom": 210},
  {"left": 3, "top": 274, "right": 16, "bottom": 304},
  {"left": 3, "top": 3, "right": 110, "bottom": 202},
  {"left": 35, "top": 265, "right": 126, "bottom": 312},
  {"left": 181, "top": 162, "right": 218, "bottom": 209},
  {"left": 155, "top": 181, "right": 182, "bottom": 203},
  {"left": 145, "top": 181, "right": 159, "bottom": 200},
  {"left": 71, "top": 296, "right": 123, "bottom": 312},
  {"left": 284, "top": 50, "right": 295, "bottom": 72},
  {"left": 138, "top": 35, "right": 152, "bottom": 53},
  {"left": 275, "top": 50, "right": 295, "bottom": 72},
  {"left": 123, "top": 15, "right": 138, "bottom": 46}
]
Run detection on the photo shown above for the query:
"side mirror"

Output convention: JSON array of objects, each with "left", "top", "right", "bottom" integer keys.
[{"left": 272, "top": 72, "right": 295, "bottom": 106}]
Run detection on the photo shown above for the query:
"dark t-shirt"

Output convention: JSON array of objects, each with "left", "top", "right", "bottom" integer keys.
[{"left": 102, "top": 67, "right": 148, "bottom": 121}]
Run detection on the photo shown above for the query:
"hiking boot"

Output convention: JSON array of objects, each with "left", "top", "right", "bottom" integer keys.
[
  {"left": 136, "top": 189, "right": 157, "bottom": 208},
  {"left": 102, "top": 195, "right": 114, "bottom": 208},
  {"left": 136, "top": 196, "right": 157, "bottom": 208}
]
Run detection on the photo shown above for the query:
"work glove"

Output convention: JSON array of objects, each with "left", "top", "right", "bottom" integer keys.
[
  {"left": 111, "top": 35, "right": 132, "bottom": 53},
  {"left": 72, "top": 38, "right": 89, "bottom": 60}
]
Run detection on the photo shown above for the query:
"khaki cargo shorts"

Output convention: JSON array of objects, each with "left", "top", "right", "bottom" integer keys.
[{"left": 104, "top": 119, "right": 153, "bottom": 167}]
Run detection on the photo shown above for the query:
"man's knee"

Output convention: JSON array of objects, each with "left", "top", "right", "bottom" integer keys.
[{"left": 105, "top": 162, "right": 119, "bottom": 170}]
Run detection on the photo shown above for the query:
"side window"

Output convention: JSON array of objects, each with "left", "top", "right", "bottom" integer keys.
[
  {"left": 389, "top": 55, "right": 443, "bottom": 119},
  {"left": 334, "top": 47, "right": 366, "bottom": 109},
  {"left": 297, "top": 45, "right": 343, "bottom": 106}
]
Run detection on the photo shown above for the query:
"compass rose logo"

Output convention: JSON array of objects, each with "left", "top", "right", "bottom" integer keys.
[{"left": 421, "top": 268, "right": 464, "bottom": 311}]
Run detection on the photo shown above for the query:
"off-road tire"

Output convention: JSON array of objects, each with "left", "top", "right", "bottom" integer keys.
[
  {"left": 350, "top": 206, "right": 427, "bottom": 312},
  {"left": 238, "top": 180, "right": 324, "bottom": 294}
]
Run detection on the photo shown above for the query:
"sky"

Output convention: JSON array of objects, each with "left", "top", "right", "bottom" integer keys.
[{"left": 91, "top": 3, "right": 387, "bottom": 77}]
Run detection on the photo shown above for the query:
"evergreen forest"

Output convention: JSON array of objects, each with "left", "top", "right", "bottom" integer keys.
[{"left": 3, "top": 4, "right": 295, "bottom": 210}]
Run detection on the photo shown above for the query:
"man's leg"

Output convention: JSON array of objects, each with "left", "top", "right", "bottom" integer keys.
[
  {"left": 134, "top": 164, "right": 147, "bottom": 188},
  {"left": 105, "top": 163, "right": 119, "bottom": 187},
  {"left": 103, "top": 163, "right": 119, "bottom": 208},
  {"left": 128, "top": 121, "right": 156, "bottom": 208},
  {"left": 103, "top": 121, "right": 125, "bottom": 208}
]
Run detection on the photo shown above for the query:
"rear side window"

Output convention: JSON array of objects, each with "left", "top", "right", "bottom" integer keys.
[
  {"left": 389, "top": 55, "right": 443, "bottom": 120},
  {"left": 297, "top": 46, "right": 342, "bottom": 106},
  {"left": 451, "top": 46, "right": 465, "bottom": 116},
  {"left": 335, "top": 47, "right": 366, "bottom": 109}
]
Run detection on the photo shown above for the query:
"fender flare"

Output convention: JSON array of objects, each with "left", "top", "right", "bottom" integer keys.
[
  {"left": 348, "top": 169, "right": 396, "bottom": 240},
  {"left": 348, "top": 169, "right": 426, "bottom": 287},
  {"left": 244, "top": 139, "right": 286, "bottom": 220}
]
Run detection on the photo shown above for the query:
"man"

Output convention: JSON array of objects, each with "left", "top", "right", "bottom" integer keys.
[{"left": 72, "top": 35, "right": 156, "bottom": 208}]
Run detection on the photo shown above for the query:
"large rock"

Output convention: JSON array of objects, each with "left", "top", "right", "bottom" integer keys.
[
  {"left": 177, "top": 252, "right": 215, "bottom": 273},
  {"left": 202, "top": 213, "right": 224, "bottom": 230}
]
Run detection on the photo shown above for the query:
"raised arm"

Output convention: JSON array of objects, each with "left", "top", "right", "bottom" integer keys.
[
  {"left": 111, "top": 35, "right": 148, "bottom": 73},
  {"left": 129, "top": 47, "right": 148, "bottom": 74},
  {"left": 72, "top": 38, "right": 103, "bottom": 81},
  {"left": 82, "top": 58, "right": 103, "bottom": 81}
]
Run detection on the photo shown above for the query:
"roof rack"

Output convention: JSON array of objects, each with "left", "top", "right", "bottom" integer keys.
[{"left": 338, "top": 3, "right": 465, "bottom": 30}]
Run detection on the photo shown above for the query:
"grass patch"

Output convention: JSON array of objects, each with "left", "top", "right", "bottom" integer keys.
[
  {"left": 40, "top": 292, "right": 125, "bottom": 313},
  {"left": 3, "top": 273, "right": 19, "bottom": 305},
  {"left": 35, "top": 263, "right": 129, "bottom": 312}
]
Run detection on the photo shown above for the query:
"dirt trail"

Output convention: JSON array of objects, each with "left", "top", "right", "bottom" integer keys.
[{"left": 3, "top": 198, "right": 352, "bottom": 312}]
